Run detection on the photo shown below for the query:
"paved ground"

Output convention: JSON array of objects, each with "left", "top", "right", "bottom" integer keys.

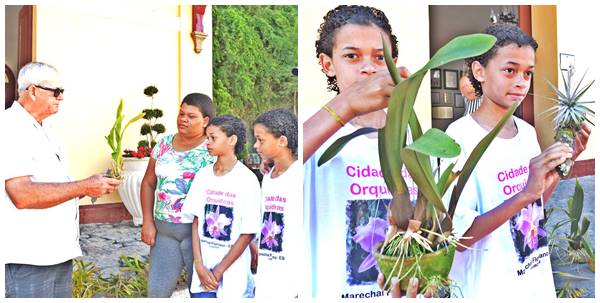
[
  {"left": 78, "top": 221, "right": 189, "bottom": 298},
  {"left": 545, "top": 175, "right": 595, "bottom": 298},
  {"left": 78, "top": 176, "right": 595, "bottom": 298}
]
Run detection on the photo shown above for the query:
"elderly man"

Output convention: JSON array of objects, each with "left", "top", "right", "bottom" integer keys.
[{"left": 3, "top": 62, "right": 120, "bottom": 298}]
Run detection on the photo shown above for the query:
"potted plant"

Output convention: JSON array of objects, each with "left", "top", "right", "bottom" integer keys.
[
  {"left": 540, "top": 68, "right": 595, "bottom": 178},
  {"left": 118, "top": 86, "right": 166, "bottom": 225},
  {"left": 318, "top": 33, "right": 520, "bottom": 296}
]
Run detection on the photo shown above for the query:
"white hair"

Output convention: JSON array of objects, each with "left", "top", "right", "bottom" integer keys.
[{"left": 17, "top": 62, "right": 60, "bottom": 95}]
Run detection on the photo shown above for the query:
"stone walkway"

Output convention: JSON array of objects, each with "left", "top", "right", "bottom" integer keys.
[
  {"left": 78, "top": 221, "right": 189, "bottom": 298},
  {"left": 78, "top": 176, "right": 595, "bottom": 298}
]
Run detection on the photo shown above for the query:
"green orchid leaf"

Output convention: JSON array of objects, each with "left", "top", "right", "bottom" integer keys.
[
  {"left": 378, "top": 128, "right": 400, "bottom": 194},
  {"left": 317, "top": 127, "right": 378, "bottom": 166},
  {"left": 580, "top": 216, "right": 590, "bottom": 236},
  {"left": 448, "top": 102, "right": 519, "bottom": 219},
  {"left": 382, "top": 35, "right": 402, "bottom": 85},
  {"left": 400, "top": 148, "right": 447, "bottom": 213},
  {"left": 380, "top": 34, "right": 495, "bottom": 201},
  {"left": 120, "top": 112, "right": 146, "bottom": 139},
  {"left": 437, "top": 162, "right": 457, "bottom": 195},
  {"left": 405, "top": 128, "right": 461, "bottom": 158},
  {"left": 570, "top": 178, "right": 584, "bottom": 235},
  {"left": 423, "top": 34, "right": 498, "bottom": 71}
]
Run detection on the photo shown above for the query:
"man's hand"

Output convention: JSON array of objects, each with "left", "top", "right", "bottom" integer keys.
[{"left": 84, "top": 174, "right": 121, "bottom": 198}]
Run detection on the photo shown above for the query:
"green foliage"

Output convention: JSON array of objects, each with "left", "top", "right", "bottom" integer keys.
[
  {"left": 72, "top": 259, "right": 103, "bottom": 298},
  {"left": 212, "top": 5, "right": 298, "bottom": 131},
  {"left": 144, "top": 85, "right": 159, "bottom": 97},
  {"left": 138, "top": 140, "right": 149, "bottom": 147},
  {"left": 140, "top": 123, "right": 152, "bottom": 135},
  {"left": 136, "top": 86, "right": 165, "bottom": 153},
  {"left": 152, "top": 123, "right": 166, "bottom": 134},
  {"left": 72, "top": 256, "right": 149, "bottom": 298}
]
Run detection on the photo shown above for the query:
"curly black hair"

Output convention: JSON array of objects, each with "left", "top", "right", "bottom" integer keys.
[
  {"left": 254, "top": 108, "right": 298, "bottom": 156},
  {"left": 316, "top": 5, "right": 398, "bottom": 93},
  {"left": 208, "top": 115, "right": 247, "bottom": 156},
  {"left": 466, "top": 23, "right": 538, "bottom": 97},
  {"left": 181, "top": 93, "right": 216, "bottom": 120}
]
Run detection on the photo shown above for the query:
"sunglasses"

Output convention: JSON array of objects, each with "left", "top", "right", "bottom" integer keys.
[{"left": 35, "top": 85, "right": 65, "bottom": 97}]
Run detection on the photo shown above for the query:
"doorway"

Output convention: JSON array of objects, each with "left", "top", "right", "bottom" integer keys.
[{"left": 428, "top": 5, "right": 532, "bottom": 131}]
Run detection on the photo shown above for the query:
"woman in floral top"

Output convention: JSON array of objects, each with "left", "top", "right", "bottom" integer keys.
[{"left": 140, "top": 93, "right": 216, "bottom": 297}]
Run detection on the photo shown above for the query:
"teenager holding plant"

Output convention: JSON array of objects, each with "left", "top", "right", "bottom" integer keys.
[
  {"left": 182, "top": 115, "right": 261, "bottom": 298},
  {"left": 443, "top": 23, "right": 591, "bottom": 298},
  {"left": 303, "top": 5, "right": 417, "bottom": 298}
]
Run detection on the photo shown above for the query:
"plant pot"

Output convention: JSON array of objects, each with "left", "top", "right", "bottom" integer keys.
[
  {"left": 374, "top": 242, "right": 455, "bottom": 293},
  {"left": 117, "top": 157, "right": 150, "bottom": 226}
]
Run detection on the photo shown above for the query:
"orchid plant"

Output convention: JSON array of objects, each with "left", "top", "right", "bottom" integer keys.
[
  {"left": 319, "top": 33, "right": 521, "bottom": 295},
  {"left": 105, "top": 98, "right": 145, "bottom": 179}
]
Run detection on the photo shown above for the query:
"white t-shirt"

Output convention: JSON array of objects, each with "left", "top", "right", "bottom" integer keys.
[
  {"left": 182, "top": 161, "right": 261, "bottom": 298},
  {"left": 443, "top": 115, "right": 555, "bottom": 299},
  {"left": 1, "top": 102, "right": 82, "bottom": 266},
  {"left": 304, "top": 123, "right": 417, "bottom": 299},
  {"left": 254, "top": 160, "right": 302, "bottom": 298}
]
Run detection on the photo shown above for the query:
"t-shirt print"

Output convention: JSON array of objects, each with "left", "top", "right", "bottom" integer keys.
[
  {"left": 203, "top": 204, "right": 234, "bottom": 241},
  {"left": 346, "top": 198, "right": 389, "bottom": 285},
  {"left": 509, "top": 199, "right": 548, "bottom": 263},
  {"left": 260, "top": 211, "right": 284, "bottom": 253}
]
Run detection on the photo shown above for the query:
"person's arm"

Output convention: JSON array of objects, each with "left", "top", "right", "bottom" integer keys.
[
  {"left": 5, "top": 174, "right": 120, "bottom": 209},
  {"left": 192, "top": 217, "right": 219, "bottom": 291},
  {"left": 458, "top": 142, "right": 572, "bottom": 251},
  {"left": 303, "top": 67, "right": 409, "bottom": 162},
  {"left": 211, "top": 234, "right": 255, "bottom": 282},
  {"left": 140, "top": 158, "right": 158, "bottom": 246}
]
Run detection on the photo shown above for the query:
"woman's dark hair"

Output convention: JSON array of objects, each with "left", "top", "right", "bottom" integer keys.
[
  {"left": 181, "top": 93, "right": 216, "bottom": 119},
  {"left": 466, "top": 23, "right": 538, "bottom": 97},
  {"left": 316, "top": 5, "right": 398, "bottom": 93},
  {"left": 254, "top": 108, "right": 298, "bottom": 156},
  {"left": 208, "top": 115, "right": 247, "bottom": 156}
]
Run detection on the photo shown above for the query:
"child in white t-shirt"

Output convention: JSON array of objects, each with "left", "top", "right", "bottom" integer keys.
[
  {"left": 251, "top": 109, "right": 301, "bottom": 298},
  {"left": 182, "top": 115, "right": 261, "bottom": 298},
  {"left": 443, "top": 23, "right": 591, "bottom": 298}
]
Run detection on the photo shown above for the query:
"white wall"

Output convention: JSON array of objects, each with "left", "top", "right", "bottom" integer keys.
[
  {"left": 300, "top": 4, "right": 431, "bottom": 131},
  {"left": 556, "top": 5, "right": 597, "bottom": 161},
  {"left": 33, "top": 5, "right": 213, "bottom": 205}
]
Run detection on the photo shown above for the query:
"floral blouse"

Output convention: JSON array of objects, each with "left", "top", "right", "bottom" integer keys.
[{"left": 152, "top": 134, "right": 216, "bottom": 223}]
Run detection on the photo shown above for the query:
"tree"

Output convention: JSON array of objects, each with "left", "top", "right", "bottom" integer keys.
[{"left": 213, "top": 5, "right": 298, "bottom": 134}]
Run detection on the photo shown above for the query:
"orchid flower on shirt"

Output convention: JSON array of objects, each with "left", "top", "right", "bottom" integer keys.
[
  {"left": 352, "top": 217, "right": 387, "bottom": 273},
  {"left": 205, "top": 205, "right": 232, "bottom": 239},
  {"left": 261, "top": 212, "right": 282, "bottom": 249},
  {"left": 515, "top": 202, "right": 547, "bottom": 251}
]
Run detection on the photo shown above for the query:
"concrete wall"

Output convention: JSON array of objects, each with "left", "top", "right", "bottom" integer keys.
[
  {"left": 300, "top": 4, "right": 432, "bottom": 131},
  {"left": 31, "top": 5, "right": 213, "bottom": 205}
]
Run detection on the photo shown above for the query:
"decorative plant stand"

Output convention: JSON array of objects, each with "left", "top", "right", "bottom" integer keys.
[{"left": 118, "top": 158, "right": 149, "bottom": 226}]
